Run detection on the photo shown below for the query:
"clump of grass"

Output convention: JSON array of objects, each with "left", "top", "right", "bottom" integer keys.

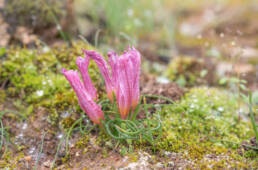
[
  {"left": 33, "top": 131, "right": 47, "bottom": 170},
  {"left": 248, "top": 92, "right": 258, "bottom": 145},
  {"left": 50, "top": 114, "right": 95, "bottom": 169},
  {"left": 103, "top": 96, "right": 162, "bottom": 145},
  {"left": 0, "top": 110, "right": 25, "bottom": 153},
  {"left": 49, "top": 95, "right": 165, "bottom": 169}
]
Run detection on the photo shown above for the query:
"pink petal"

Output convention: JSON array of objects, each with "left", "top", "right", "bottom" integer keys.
[
  {"left": 83, "top": 49, "right": 114, "bottom": 101},
  {"left": 76, "top": 56, "right": 98, "bottom": 101},
  {"left": 116, "top": 76, "right": 130, "bottom": 119},
  {"left": 116, "top": 58, "right": 132, "bottom": 119},
  {"left": 119, "top": 47, "right": 141, "bottom": 110},
  {"left": 108, "top": 51, "right": 119, "bottom": 94},
  {"left": 62, "top": 69, "right": 104, "bottom": 124},
  {"left": 128, "top": 47, "right": 141, "bottom": 109}
]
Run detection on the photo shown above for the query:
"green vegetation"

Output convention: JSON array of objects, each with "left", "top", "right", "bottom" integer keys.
[
  {"left": 158, "top": 87, "right": 257, "bottom": 168},
  {"left": 248, "top": 92, "right": 258, "bottom": 144},
  {"left": 0, "top": 41, "right": 105, "bottom": 124},
  {"left": 0, "top": 43, "right": 257, "bottom": 169},
  {"left": 75, "top": 0, "right": 175, "bottom": 53},
  {"left": 102, "top": 97, "right": 162, "bottom": 145},
  {"left": 4, "top": 0, "right": 65, "bottom": 28},
  {"left": 1, "top": 0, "right": 258, "bottom": 168},
  {"left": 80, "top": 0, "right": 154, "bottom": 36},
  {"left": 165, "top": 57, "right": 212, "bottom": 86}
]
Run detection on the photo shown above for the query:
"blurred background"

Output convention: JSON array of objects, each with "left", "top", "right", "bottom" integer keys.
[{"left": 0, "top": 0, "right": 257, "bottom": 90}]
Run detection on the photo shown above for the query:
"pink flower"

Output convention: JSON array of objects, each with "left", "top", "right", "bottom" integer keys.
[
  {"left": 116, "top": 58, "right": 131, "bottom": 119},
  {"left": 122, "top": 47, "right": 141, "bottom": 110},
  {"left": 62, "top": 68, "right": 104, "bottom": 125},
  {"left": 116, "top": 47, "right": 141, "bottom": 118},
  {"left": 76, "top": 56, "right": 98, "bottom": 101},
  {"left": 108, "top": 51, "right": 119, "bottom": 94},
  {"left": 84, "top": 46, "right": 141, "bottom": 119},
  {"left": 82, "top": 50, "right": 114, "bottom": 102}
]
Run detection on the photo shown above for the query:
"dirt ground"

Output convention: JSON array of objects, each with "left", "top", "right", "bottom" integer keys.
[{"left": 1, "top": 76, "right": 185, "bottom": 169}]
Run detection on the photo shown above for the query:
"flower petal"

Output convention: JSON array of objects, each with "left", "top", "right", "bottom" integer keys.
[
  {"left": 128, "top": 47, "right": 141, "bottom": 109},
  {"left": 108, "top": 50, "right": 119, "bottom": 94},
  {"left": 62, "top": 69, "right": 104, "bottom": 124},
  {"left": 116, "top": 57, "right": 132, "bottom": 119},
  {"left": 119, "top": 46, "right": 141, "bottom": 110},
  {"left": 76, "top": 56, "right": 98, "bottom": 101},
  {"left": 83, "top": 49, "right": 114, "bottom": 101}
]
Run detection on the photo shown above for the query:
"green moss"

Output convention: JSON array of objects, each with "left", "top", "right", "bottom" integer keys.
[
  {"left": 60, "top": 116, "right": 76, "bottom": 129},
  {"left": 1, "top": 41, "right": 257, "bottom": 168},
  {"left": 48, "top": 108, "right": 59, "bottom": 125},
  {"left": 75, "top": 135, "right": 90, "bottom": 148},
  {"left": 244, "top": 150, "right": 258, "bottom": 159},
  {"left": 102, "top": 148, "right": 108, "bottom": 158},
  {"left": 0, "top": 90, "right": 6, "bottom": 103},
  {"left": 165, "top": 57, "right": 210, "bottom": 86},
  {"left": 157, "top": 87, "right": 255, "bottom": 167},
  {"left": 0, "top": 151, "right": 25, "bottom": 169},
  {"left": 0, "top": 41, "right": 105, "bottom": 120},
  {"left": 4, "top": 0, "right": 65, "bottom": 28},
  {"left": 128, "top": 152, "right": 139, "bottom": 162}
]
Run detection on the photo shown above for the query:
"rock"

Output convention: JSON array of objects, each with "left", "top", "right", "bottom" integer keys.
[{"left": 43, "top": 160, "right": 51, "bottom": 168}]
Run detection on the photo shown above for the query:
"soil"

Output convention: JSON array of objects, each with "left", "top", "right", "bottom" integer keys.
[
  {"left": 0, "top": 73, "right": 186, "bottom": 169},
  {"left": 140, "top": 73, "right": 185, "bottom": 103}
]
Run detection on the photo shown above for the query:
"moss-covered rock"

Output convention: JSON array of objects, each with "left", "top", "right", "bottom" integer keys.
[
  {"left": 3, "top": 0, "right": 65, "bottom": 29},
  {"left": 157, "top": 87, "right": 257, "bottom": 168},
  {"left": 165, "top": 56, "right": 215, "bottom": 86},
  {"left": 0, "top": 41, "right": 106, "bottom": 124}
]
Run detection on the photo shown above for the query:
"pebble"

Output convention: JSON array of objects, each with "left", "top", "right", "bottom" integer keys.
[
  {"left": 43, "top": 160, "right": 51, "bottom": 167},
  {"left": 164, "top": 151, "right": 172, "bottom": 157},
  {"left": 75, "top": 151, "right": 80, "bottom": 157},
  {"left": 168, "top": 161, "right": 175, "bottom": 167},
  {"left": 156, "top": 162, "right": 164, "bottom": 168}
]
